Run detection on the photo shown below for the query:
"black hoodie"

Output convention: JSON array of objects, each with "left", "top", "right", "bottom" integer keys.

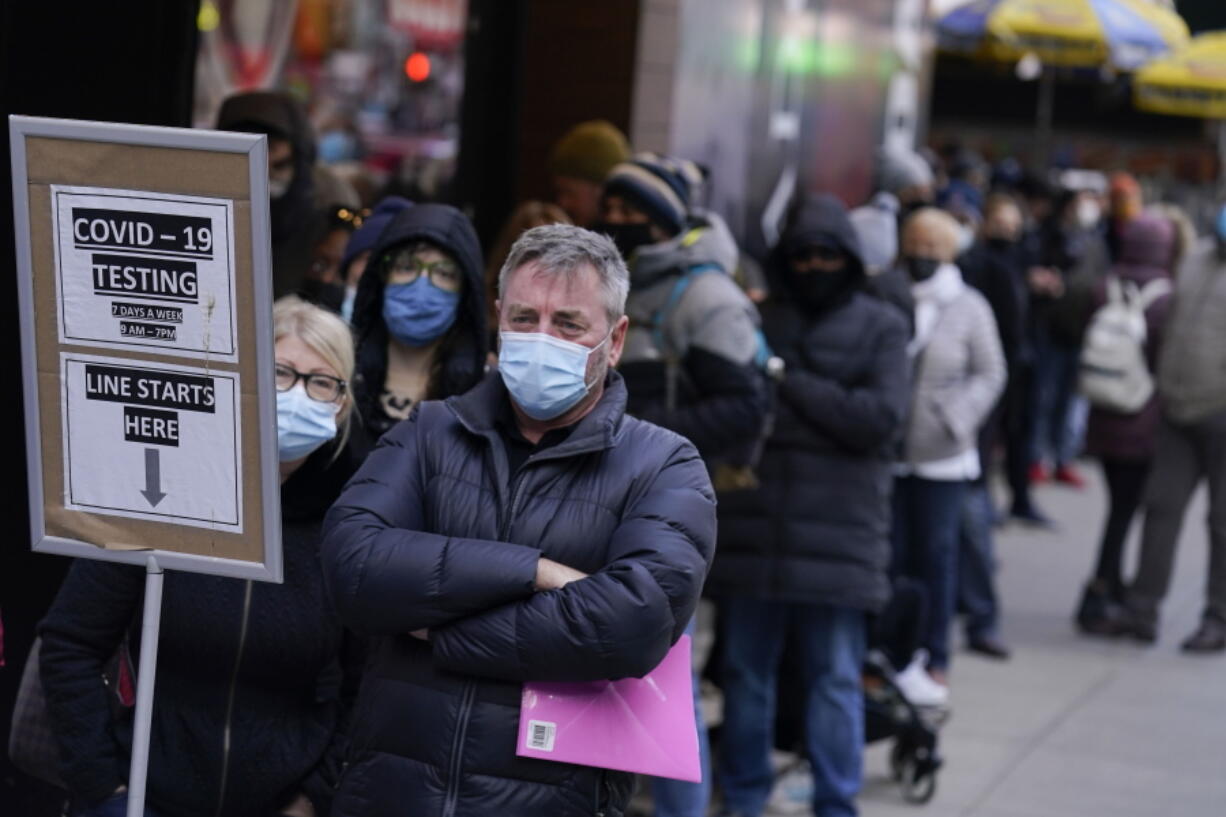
[
  {"left": 350, "top": 203, "right": 488, "bottom": 440},
  {"left": 216, "top": 91, "right": 317, "bottom": 299},
  {"left": 710, "top": 193, "right": 910, "bottom": 610}
]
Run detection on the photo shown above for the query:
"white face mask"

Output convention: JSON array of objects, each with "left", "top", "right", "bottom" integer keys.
[
  {"left": 956, "top": 224, "right": 975, "bottom": 255},
  {"left": 1077, "top": 200, "right": 1102, "bottom": 230},
  {"left": 268, "top": 176, "right": 291, "bottom": 199}
]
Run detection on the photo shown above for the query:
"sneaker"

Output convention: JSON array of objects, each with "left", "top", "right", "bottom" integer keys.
[
  {"left": 1028, "top": 462, "right": 1050, "bottom": 484},
  {"left": 1053, "top": 464, "right": 1087, "bottom": 489},
  {"left": 894, "top": 650, "right": 950, "bottom": 708}
]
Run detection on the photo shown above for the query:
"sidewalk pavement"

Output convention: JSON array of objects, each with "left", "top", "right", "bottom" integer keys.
[{"left": 860, "top": 465, "right": 1226, "bottom": 817}]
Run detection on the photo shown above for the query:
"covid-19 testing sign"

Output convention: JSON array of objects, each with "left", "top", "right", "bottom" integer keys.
[{"left": 11, "top": 115, "right": 282, "bottom": 582}]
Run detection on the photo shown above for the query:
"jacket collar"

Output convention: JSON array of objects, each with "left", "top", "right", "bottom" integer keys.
[{"left": 446, "top": 370, "right": 627, "bottom": 459}]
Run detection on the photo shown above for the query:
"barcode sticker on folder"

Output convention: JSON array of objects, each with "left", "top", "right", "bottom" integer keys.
[{"left": 527, "top": 720, "right": 556, "bottom": 752}]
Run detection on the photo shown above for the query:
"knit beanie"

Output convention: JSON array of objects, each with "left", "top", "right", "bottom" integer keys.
[
  {"left": 603, "top": 154, "right": 691, "bottom": 236},
  {"left": 877, "top": 146, "right": 935, "bottom": 195},
  {"left": 548, "top": 120, "right": 631, "bottom": 185},
  {"left": 341, "top": 196, "right": 413, "bottom": 274}
]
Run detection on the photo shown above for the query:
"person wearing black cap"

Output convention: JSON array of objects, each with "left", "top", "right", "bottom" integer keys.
[{"left": 711, "top": 194, "right": 910, "bottom": 817}]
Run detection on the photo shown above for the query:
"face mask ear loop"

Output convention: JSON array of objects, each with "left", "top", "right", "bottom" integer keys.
[{"left": 582, "top": 324, "right": 617, "bottom": 393}]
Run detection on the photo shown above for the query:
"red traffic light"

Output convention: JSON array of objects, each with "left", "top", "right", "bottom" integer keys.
[{"left": 405, "top": 52, "right": 431, "bottom": 83}]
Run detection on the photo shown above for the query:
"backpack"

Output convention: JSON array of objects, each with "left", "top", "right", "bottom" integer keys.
[
  {"left": 652, "top": 264, "right": 783, "bottom": 492},
  {"left": 1078, "top": 276, "right": 1170, "bottom": 413}
]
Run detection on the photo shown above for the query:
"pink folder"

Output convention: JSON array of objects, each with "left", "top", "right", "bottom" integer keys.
[{"left": 516, "top": 635, "right": 701, "bottom": 782}]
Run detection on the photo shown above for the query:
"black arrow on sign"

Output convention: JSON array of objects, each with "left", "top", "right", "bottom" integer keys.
[{"left": 141, "top": 448, "right": 167, "bottom": 507}]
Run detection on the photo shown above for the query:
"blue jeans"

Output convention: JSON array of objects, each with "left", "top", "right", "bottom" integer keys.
[
  {"left": 718, "top": 598, "right": 866, "bottom": 817},
  {"left": 1031, "top": 331, "right": 1084, "bottom": 467},
  {"left": 891, "top": 476, "right": 966, "bottom": 671},
  {"left": 958, "top": 481, "right": 1001, "bottom": 642},
  {"left": 651, "top": 619, "right": 711, "bottom": 817}
]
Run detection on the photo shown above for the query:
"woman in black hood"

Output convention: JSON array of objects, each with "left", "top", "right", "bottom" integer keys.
[{"left": 350, "top": 203, "right": 488, "bottom": 439}]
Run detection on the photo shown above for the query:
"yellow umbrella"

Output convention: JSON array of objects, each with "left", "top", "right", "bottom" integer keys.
[
  {"left": 939, "top": 0, "right": 1189, "bottom": 72},
  {"left": 1135, "top": 31, "right": 1226, "bottom": 119}
]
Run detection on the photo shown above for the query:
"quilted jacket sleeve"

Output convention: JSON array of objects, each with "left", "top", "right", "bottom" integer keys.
[
  {"left": 429, "top": 436, "right": 716, "bottom": 683},
  {"left": 321, "top": 408, "right": 541, "bottom": 635}
]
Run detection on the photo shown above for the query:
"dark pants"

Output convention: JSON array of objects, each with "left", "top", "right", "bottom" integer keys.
[
  {"left": 1005, "top": 365, "right": 1039, "bottom": 513},
  {"left": 718, "top": 598, "right": 866, "bottom": 817},
  {"left": 1093, "top": 458, "right": 1151, "bottom": 599},
  {"left": 958, "top": 481, "right": 1001, "bottom": 642},
  {"left": 1131, "top": 412, "right": 1226, "bottom": 627},
  {"left": 891, "top": 477, "right": 967, "bottom": 671}
]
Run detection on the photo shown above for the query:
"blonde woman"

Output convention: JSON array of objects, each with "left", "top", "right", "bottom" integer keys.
[
  {"left": 891, "top": 208, "right": 1006, "bottom": 692},
  {"left": 41, "top": 298, "right": 363, "bottom": 817}
]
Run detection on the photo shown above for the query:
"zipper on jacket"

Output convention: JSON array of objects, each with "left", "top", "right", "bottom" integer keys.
[
  {"left": 441, "top": 681, "right": 478, "bottom": 817},
  {"left": 593, "top": 769, "right": 608, "bottom": 816},
  {"left": 214, "top": 580, "right": 254, "bottom": 817}
]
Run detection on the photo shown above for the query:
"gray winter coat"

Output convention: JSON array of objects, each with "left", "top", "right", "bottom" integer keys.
[
  {"left": 902, "top": 284, "right": 1006, "bottom": 466},
  {"left": 1158, "top": 241, "right": 1226, "bottom": 425}
]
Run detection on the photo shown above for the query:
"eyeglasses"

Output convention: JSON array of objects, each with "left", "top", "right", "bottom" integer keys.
[
  {"left": 385, "top": 246, "right": 464, "bottom": 293},
  {"left": 275, "top": 363, "right": 347, "bottom": 403}
]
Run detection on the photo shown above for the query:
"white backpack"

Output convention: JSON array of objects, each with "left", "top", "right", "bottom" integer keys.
[{"left": 1078, "top": 276, "right": 1170, "bottom": 413}]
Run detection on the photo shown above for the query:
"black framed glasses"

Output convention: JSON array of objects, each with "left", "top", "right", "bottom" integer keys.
[{"left": 275, "top": 363, "right": 347, "bottom": 403}]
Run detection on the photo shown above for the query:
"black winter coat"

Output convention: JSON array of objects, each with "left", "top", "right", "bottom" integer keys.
[
  {"left": 709, "top": 194, "right": 910, "bottom": 612},
  {"left": 39, "top": 442, "right": 365, "bottom": 817},
  {"left": 321, "top": 371, "right": 716, "bottom": 817}
]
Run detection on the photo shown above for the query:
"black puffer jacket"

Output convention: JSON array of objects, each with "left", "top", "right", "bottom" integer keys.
[
  {"left": 350, "top": 203, "right": 488, "bottom": 440},
  {"left": 39, "top": 440, "right": 365, "bottom": 817},
  {"left": 709, "top": 194, "right": 910, "bottom": 611},
  {"left": 321, "top": 371, "right": 716, "bottom": 817}
]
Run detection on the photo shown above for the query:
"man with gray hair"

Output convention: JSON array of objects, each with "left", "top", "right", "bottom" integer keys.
[{"left": 321, "top": 223, "right": 717, "bottom": 817}]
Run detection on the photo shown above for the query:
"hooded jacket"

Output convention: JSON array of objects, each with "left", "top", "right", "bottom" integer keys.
[
  {"left": 709, "top": 194, "right": 910, "bottom": 611},
  {"left": 1083, "top": 215, "right": 1174, "bottom": 460},
  {"left": 350, "top": 203, "right": 488, "bottom": 441},
  {"left": 40, "top": 439, "right": 365, "bottom": 817},
  {"left": 618, "top": 214, "right": 769, "bottom": 459},
  {"left": 216, "top": 91, "right": 317, "bottom": 299},
  {"left": 1159, "top": 240, "right": 1226, "bottom": 425},
  {"left": 320, "top": 372, "right": 716, "bottom": 817}
]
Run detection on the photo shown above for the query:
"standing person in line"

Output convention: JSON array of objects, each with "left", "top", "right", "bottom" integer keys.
[
  {"left": 336, "top": 196, "right": 414, "bottom": 323},
  {"left": 957, "top": 194, "right": 1035, "bottom": 659},
  {"left": 1074, "top": 216, "right": 1175, "bottom": 635},
  {"left": 40, "top": 298, "right": 364, "bottom": 817},
  {"left": 548, "top": 120, "right": 631, "bottom": 228},
  {"left": 348, "top": 203, "right": 488, "bottom": 441},
  {"left": 891, "top": 208, "right": 1006, "bottom": 690},
  {"left": 321, "top": 225, "right": 716, "bottom": 816},
  {"left": 1125, "top": 207, "right": 1226, "bottom": 653},
  {"left": 596, "top": 154, "right": 769, "bottom": 817},
  {"left": 711, "top": 194, "right": 910, "bottom": 817}
]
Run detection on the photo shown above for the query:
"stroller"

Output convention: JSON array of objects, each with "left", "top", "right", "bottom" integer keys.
[{"left": 862, "top": 648, "right": 944, "bottom": 804}]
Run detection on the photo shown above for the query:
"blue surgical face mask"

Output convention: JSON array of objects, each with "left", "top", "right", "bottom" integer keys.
[
  {"left": 498, "top": 330, "right": 612, "bottom": 421},
  {"left": 382, "top": 277, "right": 461, "bottom": 346},
  {"left": 277, "top": 385, "right": 339, "bottom": 462}
]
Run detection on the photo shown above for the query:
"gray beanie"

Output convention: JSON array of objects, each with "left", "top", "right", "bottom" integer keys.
[
  {"left": 877, "top": 146, "right": 934, "bottom": 195},
  {"left": 850, "top": 192, "right": 900, "bottom": 274}
]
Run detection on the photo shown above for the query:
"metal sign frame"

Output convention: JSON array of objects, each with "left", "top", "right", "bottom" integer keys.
[{"left": 11, "top": 115, "right": 282, "bottom": 583}]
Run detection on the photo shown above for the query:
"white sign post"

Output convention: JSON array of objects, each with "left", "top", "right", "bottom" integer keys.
[{"left": 11, "top": 115, "right": 280, "bottom": 817}]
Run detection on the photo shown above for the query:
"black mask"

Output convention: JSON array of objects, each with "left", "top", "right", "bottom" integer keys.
[
  {"left": 986, "top": 237, "right": 1016, "bottom": 252},
  {"left": 794, "top": 268, "right": 855, "bottom": 312},
  {"left": 299, "top": 278, "right": 347, "bottom": 313},
  {"left": 595, "top": 221, "right": 656, "bottom": 260},
  {"left": 904, "top": 256, "right": 941, "bottom": 282}
]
